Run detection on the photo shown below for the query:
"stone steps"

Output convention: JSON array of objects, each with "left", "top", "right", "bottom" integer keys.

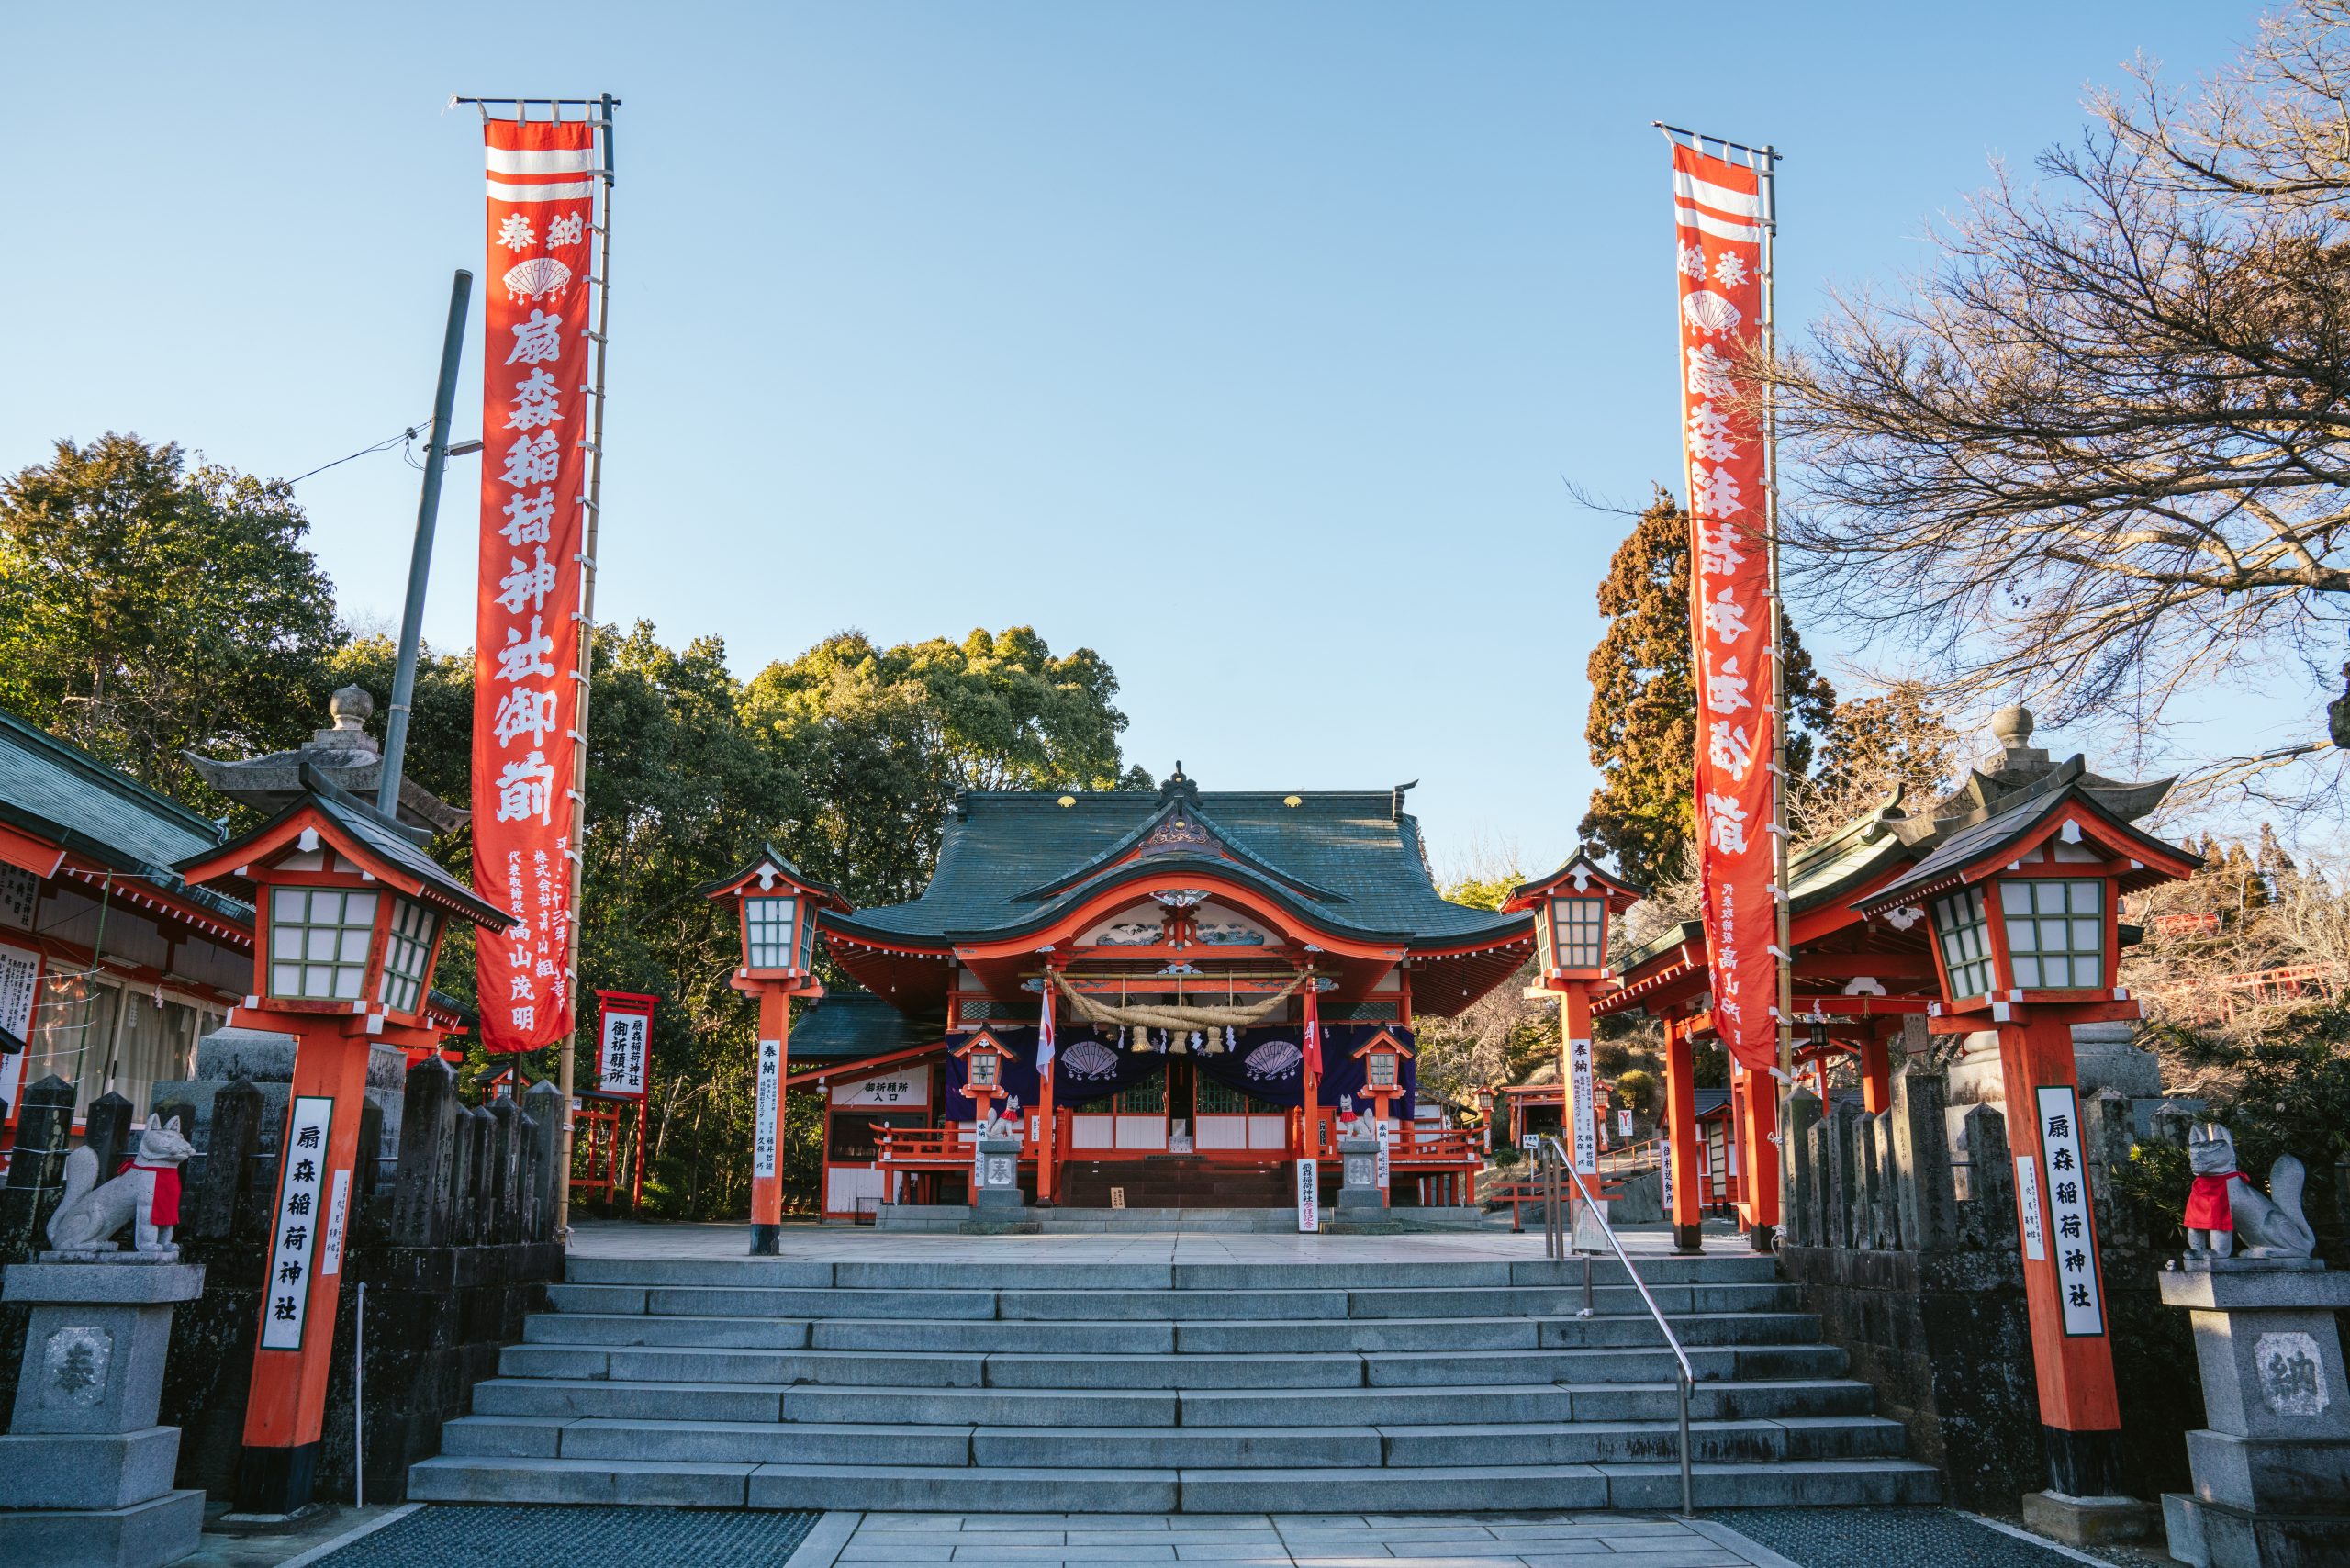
[
  {"left": 410, "top": 1248, "right": 1936, "bottom": 1513},
  {"left": 438, "top": 1413, "right": 1911, "bottom": 1469},
  {"left": 407, "top": 1455, "right": 1938, "bottom": 1512}
]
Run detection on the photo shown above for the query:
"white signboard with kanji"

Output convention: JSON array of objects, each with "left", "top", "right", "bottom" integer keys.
[
  {"left": 2013, "top": 1154, "right": 2047, "bottom": 1261},
  {"left": 261, "top": 1096, "right": 333, "bottom": 1351},
  {"left": 0, "top": 940, "right": 39, "bottom": 1112},
  {"left": 832, "top": 1070, "right": 930, "bottom": 1109},
  {"left": 319, "top": 1169, "right": 352, "bottom": 1277},
  {"left": 2035, "top": 1086, "right": 2104, "bottom": 1336},
  {"left": 1568, "top": 1037, "right": 1598, "bottom": 1174},
  {"left": 754, "top": 1038, "right": 781, "bottom": 1179},
  {"left": 599, "top": 1005, "right": 650, "bottom": 1098},
  {"left": 1295, "top": 1158, "right": 1319, "bottom": 1232}
]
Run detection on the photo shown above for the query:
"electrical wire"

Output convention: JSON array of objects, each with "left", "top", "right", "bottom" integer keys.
[{"left": 285, "top": 417, "right": 431, "bottom": 487}]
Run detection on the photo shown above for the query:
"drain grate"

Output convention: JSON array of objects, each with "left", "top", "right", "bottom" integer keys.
[
  {"left": 316, "top": 1504, "right": 821, "bottom": 1567},
  {"left": 1720, "top": 1507, "right": 2099, "bottom": 1567}
]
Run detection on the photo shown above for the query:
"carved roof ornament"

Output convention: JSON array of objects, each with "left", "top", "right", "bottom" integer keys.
[{"left": 184, "top": 687, "right": 468, "bottom": 834}]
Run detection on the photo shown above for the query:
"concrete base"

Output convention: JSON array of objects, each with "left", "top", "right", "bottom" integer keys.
[
  {"left": 2020, "top": 1488, "right": 2154, "bottom": 1546},
  {"left": 0, "top": 1427, "right": 181, "bottom": 1512},
  {"left": 0, "top": 1487, "right": 204, "bottom": 1568},
  {"left": 2164, "top": 1491, "right": 2350, "bottom": 1568}
]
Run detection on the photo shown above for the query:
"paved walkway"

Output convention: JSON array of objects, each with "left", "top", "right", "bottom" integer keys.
[{"left": 799, "top": 1511, "right": 1792, "bottom": 1568}]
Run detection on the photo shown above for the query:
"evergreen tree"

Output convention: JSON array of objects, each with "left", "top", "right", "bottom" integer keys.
[
  {"left": 1579, "top": 493, "right": 1834, "bottom": 886},
  {"left": 0, "top": 434, "right": 341, "bottom": 801}
]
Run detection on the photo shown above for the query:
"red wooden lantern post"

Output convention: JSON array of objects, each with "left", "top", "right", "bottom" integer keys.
[
  {"left": 704, "top": 846, "right": 842, "bottom": 1255},
  {"left": 1350, "top": 1028, "right": 1411, "bottom": 1130},
  {"left": 1504, "top": 853, "right": 1641, "bottom": 1199},
  {"left": 175, "top": 774, "right": 507, "bottom": 1517},
  {"left": 1856, "top": 769, "right": 2197, "bottom": 1510}
]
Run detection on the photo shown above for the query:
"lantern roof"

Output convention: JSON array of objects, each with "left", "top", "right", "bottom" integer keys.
[
  {"left": 1854, "top": 758, "right": 2200, "bottom": 914},
  {"left": 699, "top": 843, "right": 849, "bottom": 908},
  {"left": 1502, "top": 850, "right": 1643, "bottom": 913},
  {"left": 950, "top": 1027, "right": 1011, "bottom": 1059},
  {"left": 176, "top": 767, "right": 509, "bottom": 929},
  {"left": 185, "top": 686, "right": 468, "bottom": 835},
  {"left": 1348, "top": 1026, "right": 1415, "bottom": 1060}
]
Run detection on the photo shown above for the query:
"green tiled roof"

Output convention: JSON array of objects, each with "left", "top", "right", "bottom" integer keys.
[
  {"left": 0, "top": 705, "right": 244, "bottom": 919},
  {"left": 827, "top": 787, "right": 1526, "bottom": 947},
  {"left": 792, "top": 989, "right": 946, "bottom": 1062}
]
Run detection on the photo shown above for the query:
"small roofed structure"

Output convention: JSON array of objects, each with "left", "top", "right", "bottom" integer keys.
[{"left": 186, "top": 686, "right": 468, "bottom": 835}]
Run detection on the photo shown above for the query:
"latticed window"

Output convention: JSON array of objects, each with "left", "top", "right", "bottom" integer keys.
[
  {"left": 1195, "top": 1079, "right": 1275, "bottom": 1114},
  {"left": 378, "top": 899, "right": 438, "bottom": 1014},
  {"left": 1552, "top": 898, "right": 1606, "bottom": 969},
  {"left": 1930, "top": 886, "right": 1994, "bottom": 1000},
  {"left": 2001, "top": 879, "right": 2104, "bottom": 989},
  {"left": 1113, "top": 1073, "right": 1165, "bottom": 1114},
  {"left": 269, "top": 889, "right": 377, "bottom": 1002},
  {"left": 744, "top": 896, "right": 797, "bottom": 969}
]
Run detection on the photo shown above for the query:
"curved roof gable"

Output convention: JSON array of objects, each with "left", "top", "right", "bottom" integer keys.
[{"left": 825, "top": 777, "right": 1520, "bottom": 949}]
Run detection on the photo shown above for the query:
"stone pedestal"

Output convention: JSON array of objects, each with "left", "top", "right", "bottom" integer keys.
[
  {"left": 971, "top": 1135, "right": 1024, "bottom": 1214},
  {"left": 1334, "top": 1133, "right": 1382, "bottom": 1217},
  {"left": 0, "top": 1259, "right": 207, "bottom": 1568},
  {"left": 2159, "top": 1260, "right": 2350, "bottom": 1567}
]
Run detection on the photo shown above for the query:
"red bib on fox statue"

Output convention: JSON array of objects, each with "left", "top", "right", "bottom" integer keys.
[
  {"left": 2184, "top": 1170, "right": 2247, "bottom": 1233},
  {"left": 119, "top": 1160, "right": 182, "bottom": 1228}
]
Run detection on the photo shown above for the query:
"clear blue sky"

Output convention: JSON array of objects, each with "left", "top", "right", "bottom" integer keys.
[{"left": 1, "top": 3, "right": 2277, "bottom": 877}]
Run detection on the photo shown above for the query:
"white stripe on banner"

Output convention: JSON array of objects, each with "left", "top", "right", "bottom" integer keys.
[
  {"left": 1675, "top": 205, "right": 1763, "bottom": 243},
  {"left": 487, "top": 178, "right": 598, "bottom": 203},
  {"left": 1673, "top": 171, "right": 1761, "bottom": 217},
  {"left": 486, "top": 147, "right": 600, "bottom": 175}
]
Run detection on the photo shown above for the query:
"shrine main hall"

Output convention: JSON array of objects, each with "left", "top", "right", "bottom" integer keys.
[{"left": 783, "top": 767, "right": 1516, "bottom": 1217}]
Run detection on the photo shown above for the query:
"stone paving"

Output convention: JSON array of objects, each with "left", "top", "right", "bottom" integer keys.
[{"left": 804, "top": 1510, "right": 1785, "bottom": 1568}]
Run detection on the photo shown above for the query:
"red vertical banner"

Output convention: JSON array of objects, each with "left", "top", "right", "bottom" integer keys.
[
  {"left": 476, "top": 118, "right": 598, "bottom": 1053},
  {"left": 1673, "top": 142, "right": 1777, "bottom": 1076}
]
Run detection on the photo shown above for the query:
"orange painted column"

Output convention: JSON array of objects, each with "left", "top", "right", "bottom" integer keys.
[
  {"left": 1996, "top": 1013, "right": 2125, "bottom": 1497},
  {"left": 234, "top": 1020, "right": 373, "bottom": 1516},
  {"left": 1035, "top": 987, "right": 1058, "bottom": 1205},
  {"left": 1859, "top": 1025, "right": 1893, "bottom": 1114},
  {"left": 750, "top": 984, "right": 789, "bottom": 1254},
  {"left": 1662, "top": 1015, "right": 1703, "bottom": 1251},
  {"left": 1731, "top": 1058, "right": 1781, "bottom": 1243},
  {"left": 1559, "top": 985, "right": 1597, "bottom": 1178}
]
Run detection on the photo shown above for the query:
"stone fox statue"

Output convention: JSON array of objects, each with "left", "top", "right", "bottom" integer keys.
[
  {"left": 47, "top": 1114, "right": 195, "bottom": 1254},
  {"left": 2185, "top": 1122, "right": 2317, "bottom": 1260}
]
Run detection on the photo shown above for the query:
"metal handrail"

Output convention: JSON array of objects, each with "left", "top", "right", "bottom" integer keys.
[{"left": 1539, "top": 1134, "right": 1696, "bottom": 1518}]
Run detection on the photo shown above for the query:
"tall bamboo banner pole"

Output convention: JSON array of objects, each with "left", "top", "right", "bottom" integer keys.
[
  {"left": 556, "top": 93, "right": 618, "bottom": 1239},
  {"left": 1757, "top": 147, "right": 1794, "bottom": 1115}
]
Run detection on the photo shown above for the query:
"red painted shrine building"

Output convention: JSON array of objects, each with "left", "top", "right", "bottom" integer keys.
[{"left": 788, "top": 769, "right": 1519, "bottom": 1215}]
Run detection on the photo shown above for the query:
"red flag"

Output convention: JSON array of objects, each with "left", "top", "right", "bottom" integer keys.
[
  {"left": 1673, "top": 141, "right": 1778, "bottom": 1075},
  {"left": 1302, "top": 980, "right": 1322, "bottom": 1078},
  {"left": 475, "top": 119, "right": 598, "bottom": 1052}
]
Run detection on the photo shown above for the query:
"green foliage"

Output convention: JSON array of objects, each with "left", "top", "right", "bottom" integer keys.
[
  {"left": 1580, "top": 493, "right": 1835, "bottom": 886},
  {"left": 1612, "top": 1068, "right": 1660, "bottom": 1116},
  {"left": 741, "top": 627, "right": 1147, "bottom": 908},
  {"left": 0, "top": 435, "right": 342, "bottom": 803}
]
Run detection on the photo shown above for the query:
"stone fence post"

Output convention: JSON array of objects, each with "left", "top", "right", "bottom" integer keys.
[
  {"left": 81, "top": 1092, "right": 135, "bottom": 1189},
  {"left": 181, "top": 1078, "right": 262, "bottom": 1244},
  {"left": 391, "top": 1059, "right": 459, "bottom": 1248},
  {"left": 1892, "top": 1067, "right": 1958, "bottom": 1252},
  {"left": 522, "top": 1081, "right": 564, "bottom": 1243},
  {"left": 1781, "top": 1088, "right": 1821, "bottom": 1249},
  {"left": 0, "top": 1079, "right": 78, "bottom": 1263},
  {"left": 1956, "top": 1104, "right": 2017, "bottom": 1251}
]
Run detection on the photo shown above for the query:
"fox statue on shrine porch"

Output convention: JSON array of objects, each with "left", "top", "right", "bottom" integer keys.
[{"left": 46, "top": 1113, "right": 196, "bottom": 1257}]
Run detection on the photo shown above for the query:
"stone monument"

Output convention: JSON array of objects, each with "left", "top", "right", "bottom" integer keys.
[
  {"left": 1334, "top": 1108, "right": 1383, "bottom": 1219},
  {"left": 971, "top": 1103, "right": 1024, "bottom": 1215},
  {"left": 0, "top": 1257, "right": 207, "bottom": 1568},
  {"left": 2159, "top": 1150, "right": 2350, "bottom": 1567}
]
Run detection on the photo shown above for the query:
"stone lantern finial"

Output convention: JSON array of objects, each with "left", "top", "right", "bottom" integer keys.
[{"left": 1986, "top": 703, "right": 2049, "bottom": 775}]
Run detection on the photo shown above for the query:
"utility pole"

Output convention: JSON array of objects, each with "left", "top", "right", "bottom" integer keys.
[{"left": 379, "top": 270, "right": 475, "bottom": 816}]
